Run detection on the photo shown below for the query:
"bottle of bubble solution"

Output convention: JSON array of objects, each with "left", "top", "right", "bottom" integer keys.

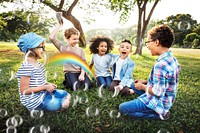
[{"left": 56, "top": 12, "right": 63, "bottom": 25}]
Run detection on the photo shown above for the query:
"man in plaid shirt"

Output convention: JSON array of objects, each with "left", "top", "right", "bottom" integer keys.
[{"left": 119, "top": 25, "right": 181, "bottom": 120}]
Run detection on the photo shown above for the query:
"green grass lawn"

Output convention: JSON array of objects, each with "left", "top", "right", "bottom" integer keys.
[{"left": 0, "top": 42, "right": 199, "bottom": 133}]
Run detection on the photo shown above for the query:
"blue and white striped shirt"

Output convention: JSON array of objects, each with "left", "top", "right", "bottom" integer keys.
[
  {"left": 16, "top": 62, "right": 47, "bottom": 110},
  {"left": 138, "top": 51, "right": 181, "bottom": 115}
]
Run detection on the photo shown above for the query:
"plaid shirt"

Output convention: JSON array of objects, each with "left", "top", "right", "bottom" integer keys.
[{"left": 138, "top": 51, "right": 181, "bottom": 115}]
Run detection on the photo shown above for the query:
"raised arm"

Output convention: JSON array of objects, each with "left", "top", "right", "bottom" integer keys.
[{"left": 49, "top": 25, "right": 63, "bottom": 51}]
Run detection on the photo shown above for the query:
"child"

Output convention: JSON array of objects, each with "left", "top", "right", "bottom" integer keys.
[
  {"left": 110, "top": 40, "right": 135, "bottom": 96},
  {"left": 89, "top": 36, "right": 114, "bottom": 88},
  {"left": 119, "top": 25, "right": 181, "bottom": 120},
  {"left": 16, "top": 32, "right": 71, "bottom": 111},
  {"left": 49, "top": 24, "right": 92, "bottom": 91}
]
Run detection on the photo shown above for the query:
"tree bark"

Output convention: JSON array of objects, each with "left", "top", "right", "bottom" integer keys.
[{"left": 134, "top": 0, "right": 159, "bottom": 55}]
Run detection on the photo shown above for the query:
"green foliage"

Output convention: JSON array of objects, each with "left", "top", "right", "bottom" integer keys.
[
  {"left": 183, "top": 33, "right": 200, "bottom": 48},
  {"left": 0, "top": 10, "right": 55, "bottom": 42},
  {"left": 157, "top": 14, "right": 198, "bottom": 47},
  {"left": 0, "top": 43, "right": 200, "bottom": 132}
]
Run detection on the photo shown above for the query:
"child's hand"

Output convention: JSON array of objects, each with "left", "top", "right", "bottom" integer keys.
[
  {"left": 78, "top": 74, "right": 85, "bottom": 81},
  {"left": 45, "top": 84, "right": 56, "bottom": 93}
]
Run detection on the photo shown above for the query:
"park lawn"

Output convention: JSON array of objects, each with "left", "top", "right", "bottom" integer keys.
[{"left": 0, "top": 42, "right": 199, "bottom": 133}]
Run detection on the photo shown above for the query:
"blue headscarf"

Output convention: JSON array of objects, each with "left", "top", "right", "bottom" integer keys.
[{"left": 17, "top": 32, "right": 45, "bottom": 53}]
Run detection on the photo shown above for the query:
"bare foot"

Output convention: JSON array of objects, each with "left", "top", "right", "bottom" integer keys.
[{"left": 130, "top": 89, "right": 134, "bottom": 95}]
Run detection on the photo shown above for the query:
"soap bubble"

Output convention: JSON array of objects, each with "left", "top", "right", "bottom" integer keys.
[
  {"left": 30, "top": 110, "right": 44, "bottom": 118},
  {"left": 0, "top": 108, "right": 8, "bottom": 118}
]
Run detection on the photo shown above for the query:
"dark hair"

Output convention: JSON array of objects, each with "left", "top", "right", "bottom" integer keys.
[
  {"left": 148, "top": 25, "right": 175, "bottom": 48},
  {"left": 89, "top": 36, "right": 114, "bottom": 54},
  {"left": 121, "top": 39, "right": 132, "bottom": 45},
  {"left": 27, "top": 49, "right": 39, "bottom": 58}
]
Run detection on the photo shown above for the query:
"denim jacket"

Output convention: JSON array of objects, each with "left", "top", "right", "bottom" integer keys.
[{"left": 111, "top": 55, "right": 135, "bottom": 87}]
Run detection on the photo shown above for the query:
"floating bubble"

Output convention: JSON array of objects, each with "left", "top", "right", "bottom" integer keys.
[
  {"left": 53, "top": 72, "right": 57, "bottom": 79},
  {"left": 157, "top": 128, "right": 170, "bottom": 133},
  {"left": 40, "top": 124, "right": 50, "bottom": 133},
  {"left": 9, "top": 70, "right": 15, "bottom": 81},
  {"left": 97, "top": 85, "right": 113, "bottom": 99},
  {"left": 73, "top": 81, "right": 78, "bottom": 91},
  {"left": 72, "top": 95, "right": 79, "bottom": 107},
  {"left": 6, "top": 118, "right": 18, "bottom": 127},
  {"left": 30, "top": 110, "right": 44, "bottom": 118},
  {"left": 29, "top": 126, "right": 40, "bottom": 133},
  {"left": 135, "top": 54, "right": 139, "bottom": 59},
  {"left": 6, "top": 126, "right": 17, "bottom": 133},
  {"left": 83, "top": 83, "right": 88, "bottom": 91},
  {"left": 78, "top": 96, "right": 89, "bottom": 104},
  {"left": 109, "top": 110, "right": 121, "bottom": 118},
  {"left": 12, "top": 115, "right": 23, "bottom": 127},
  {"left": 0, "top": 108, "right": 8, "bottom": 118},
  {"left": 112, "top": 86, "right": 120, "bottom": 97},
  {"left": 86, "top": 107, "right": 99, "bottom": 117},
  {"left": 97, "top": 84, "right": 104, "bottom": 98},
  {"left": 0, "top": 67, "right": 14, "bottom": 88},
  {"left": 178, "top": 21, "right": 191, "bottom": 31}
]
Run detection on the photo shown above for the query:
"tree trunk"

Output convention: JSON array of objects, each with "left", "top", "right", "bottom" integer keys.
[{"left": 134, "top": 0, "right": 159, "bottom": 55}]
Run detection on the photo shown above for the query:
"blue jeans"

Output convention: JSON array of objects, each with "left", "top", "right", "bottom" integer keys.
[
  {"left": 119, "top": 83, "right": 160, "bottom": 119},
  {"left": 36, "top": 89, "right": 68, "bottom": 111},
  {"left": 96, "top": 76, "right": 112, "bottom": 88},
  {"left": 119, "top": 99, "right": 160, "bottom": 119}
]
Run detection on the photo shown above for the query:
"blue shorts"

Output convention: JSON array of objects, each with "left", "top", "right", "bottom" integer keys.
[{"left": 36, "top": 89, "right": 68, "bottom": 111}]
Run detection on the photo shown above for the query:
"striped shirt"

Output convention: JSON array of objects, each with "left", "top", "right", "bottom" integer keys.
[
  {"left": 16, "top": 62, "right": 47, "bottom": 110},
  {"left": 138, "top": 51, "right": 181, "bottom": 115}
]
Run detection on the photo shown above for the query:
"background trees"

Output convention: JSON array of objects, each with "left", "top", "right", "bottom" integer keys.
[{"left": 0, "top": 10, "right": 54, "bottom": 42}]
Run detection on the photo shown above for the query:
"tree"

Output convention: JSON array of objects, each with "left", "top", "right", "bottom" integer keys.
[
  {"left": 41, "top": 0, "right": 108, "bottom": 47},
  {"left": 109, "top": 0, "right": 160, "bottom": 55},
  {"left": 1, "top": 0, "right": 109, "bottom": 47},
  {"left": 0, "top": 10, "right": 54, "bottom": 42},
  {"left": 157, "top": 14, "right": 198, "bottom": 47}
]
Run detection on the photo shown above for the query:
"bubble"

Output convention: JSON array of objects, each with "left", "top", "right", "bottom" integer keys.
[
  {"left": 9, "top": 70, "right": 15, "bottom": 81},
  {"left": 178, "top": 21, "right": 191, "bottom": 31},
  {"left": 86, "top": 107, "right": 99, "bottom": 117},
  {"left": 73, "top": 81, "right": 78, "bottom": 91},
  {"left": 6, "top": 118, "right": 18, "bottom": 127},
  {"left": 12, "top": 115, "right": 23, "bottom": 127},
  {"left": 40, "top": 124, "right": 50, "bottom": 133},
  {"left": 83, "top": 83, "right": 88, "bottom": 91},
  {"left": 109, "top": 110, "right": 121, "bottom": 118},
  {"left": 30, "top": 110, "right": 44, "bottom": 118},
  {"left": 157, "top": 128, "right": 170, "bottom": 133},
  {"left": 97, "top": 84, "right": 104, "bottom": 98},
  {"left": 72, "top": 95, "right": 79, "bottom": 107},
  {"left": 6, "top": 126, "right": 17, "bottom": 133},
  {"left": 0, "top": 67, "right": 14, "bottom": 88},
  {"left": 29, "top": 126, "right": 40, "bottom": 133},
  {"left": 0, "top": 108, "right": 8, "bottom": 118},
  {"left": 112, "top": 86, "right": 120, "bottom": 97},
  {"left": 97, "top": 85, "right": 113, "bottom": 99},
  {"left": 53, "top": 72, "right": 57, "bottom": 79},
  {"left": 78, "top": 96, "right": 89, "bottom": 104}
]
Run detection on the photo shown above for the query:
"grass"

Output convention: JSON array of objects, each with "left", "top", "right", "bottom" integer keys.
[{"left": 0, "top": 42, "right": 200, "bottom": 133}]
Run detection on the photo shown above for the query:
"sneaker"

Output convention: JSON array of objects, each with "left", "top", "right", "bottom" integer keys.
[
  {"left": 159, "top": 111, "right": 171, "bottom": 120},
  {"left": 120, "top": 88, "right": 130, "bottom": 96}
]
